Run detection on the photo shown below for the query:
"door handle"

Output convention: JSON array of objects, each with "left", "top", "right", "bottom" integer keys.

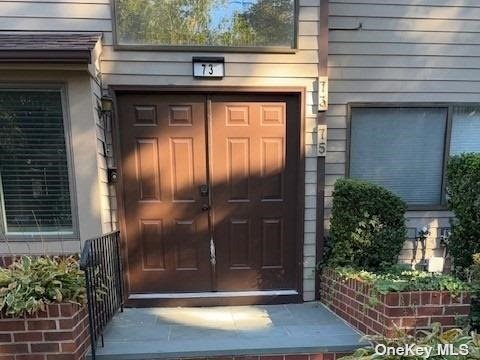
[{"left": 201, "top": 204, "right": 210, "bottom": 211}]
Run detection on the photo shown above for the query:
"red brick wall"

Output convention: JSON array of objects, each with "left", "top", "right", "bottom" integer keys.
[
  {"left": 0, "top": 303, "right": 90, "bottom": 360},
  {"left": 0, "top": 256, "right": 19, "bottom": 268},
  {"left": 320, "top": 268, "right": 471, "bottom": 337},
  {"left": 182, "top": 353, "right": 352, "bottom": 360}
]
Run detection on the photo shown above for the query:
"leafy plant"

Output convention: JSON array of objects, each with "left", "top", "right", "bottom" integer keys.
[
  {"left": 0, "top": 256, "right": 85, "bottom": 316},
  {"left": 468, "top": 253, "right": 480, "bottom": 331},
  {"left": 335, "top": 266, "right": 471, "bottom": 295},
  {"left": 446, "top": 153, "right": 480, "bottom": 271},
  {"left": 339, "top": 323, "right": 480, "bottom": 360},
  {"left": 327, "top": 179, "right": 407, "bottom": 272},
  {"left": 472, "top": 254, "right": 480, "bottom": 279}
]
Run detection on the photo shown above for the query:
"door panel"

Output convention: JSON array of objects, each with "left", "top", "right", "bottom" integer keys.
[
  {"left": 209, "top": 95, "right": 300, "bottom": 291},
  {"left": 117, "top": 94, "right": 212, "bottom": 293}
]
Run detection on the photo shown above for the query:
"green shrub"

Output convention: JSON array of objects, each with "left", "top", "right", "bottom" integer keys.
[
  {"left": 447, "top": 153, "right": 480, "bottom": 271},
  {"left": 469, "top": 253, "right": 480, "bottom": 330},
  {"left": 335, "top": 266, "right": 470, "bottom": 295},
  {"left": 470, "top": 253, "right": 480, "bottom": 288},
  {"left": 340, "top": 323, "right": 480, "bottom": 360},
  {"left": 327, "top": 179, "right": 407, "bottom": 271},
  {"left": 0, "top": 256, "right": 85, "bottom": 316}
]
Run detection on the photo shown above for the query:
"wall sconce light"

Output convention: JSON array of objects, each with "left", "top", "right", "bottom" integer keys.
[
  {"left": 101, "top": 94, "right": 113, "bottom": 113},
  {"left": 96, "top": 92, "right": 113, "bottom": 119}
]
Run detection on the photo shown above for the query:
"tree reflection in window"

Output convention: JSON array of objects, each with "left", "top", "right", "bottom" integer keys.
[{"left": 115, "top": 0, "right": 295, "bottom": 48}]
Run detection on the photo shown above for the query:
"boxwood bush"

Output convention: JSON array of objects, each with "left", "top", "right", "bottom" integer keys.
[
  {"left": 326, "top": 179, "right": 407, "bottom": 272},
  {"left": 446, "top": 153, "right": 480, "bottom": 271}
]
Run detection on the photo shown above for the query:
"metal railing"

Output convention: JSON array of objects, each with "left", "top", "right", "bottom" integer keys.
[{"left": 80, "top": 231, "right": 124, "bottom": 360}]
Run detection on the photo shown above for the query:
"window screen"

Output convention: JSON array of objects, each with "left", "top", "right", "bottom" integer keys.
[
  {"left": 114, "top": 0, "right": 295, "bottom": 49},
  {"left": 350, "top": 107, "right": 448, "bottom": 205},
  {"left": 450, "top": 106, "right": 480, "bottom": 155},
  {"left": 0, "top": 90, "right": 73, "bottom": 234}
]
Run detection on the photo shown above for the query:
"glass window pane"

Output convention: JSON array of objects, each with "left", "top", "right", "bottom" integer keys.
[
  {"left": 114, "top": 0, "right": 295, "bottom": 48},
  {"left": 450, "top": 106, "right": 480, "bottom": 155},
  {"left": 0, "top": 90, "right": 73, "bottom": 234},
  {"left": 350, "top": 107, "right": 447, "bottom": 205}
]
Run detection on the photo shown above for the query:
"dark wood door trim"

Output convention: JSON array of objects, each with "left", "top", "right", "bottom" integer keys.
[
  {"left": 315, "top": 0, "right": 329, "bottom": 300},
  {"left": 110, "top": 86, "right": 306, "bottom": 304},
  {"left": 110, "top": 85, "right": 306, "bottom": 94},
  {"left": 111, "top": 90, "right": 130, "bottom": 303}
]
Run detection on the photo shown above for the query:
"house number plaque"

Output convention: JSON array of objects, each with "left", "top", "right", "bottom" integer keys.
[
  {"left": 317, "top": 124, "right": 327, "bottom": 157},
  {"left": 192, "top": 57, "right": 225, "bottom": 79}
]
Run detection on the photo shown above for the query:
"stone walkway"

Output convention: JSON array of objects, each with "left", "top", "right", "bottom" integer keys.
[{"left": 91, "top": 302, "right": 365, "bottom": 359}]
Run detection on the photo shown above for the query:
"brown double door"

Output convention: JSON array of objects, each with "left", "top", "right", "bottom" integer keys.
[{"left": 117, "top": 93, "right": 300, "bottom": 299}]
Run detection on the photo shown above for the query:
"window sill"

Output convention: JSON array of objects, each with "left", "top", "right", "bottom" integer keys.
[
  {"left": 113, "top": 44, "right": 298, "bottom": 54},
  {"left": 406, "top": 205, "right": 449, "bottom": 211},
  {"left": 1, "top": 235, "right": 79, "bottom": 242}
]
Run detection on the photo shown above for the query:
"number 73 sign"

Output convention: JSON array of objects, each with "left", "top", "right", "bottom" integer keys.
[{"left": 192, "top": 57, "right": 225, "bottom": 79}]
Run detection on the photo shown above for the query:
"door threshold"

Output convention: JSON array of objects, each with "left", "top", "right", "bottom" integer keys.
[{"left": 128, "top": 290, "right": 298, "bottom": 300}]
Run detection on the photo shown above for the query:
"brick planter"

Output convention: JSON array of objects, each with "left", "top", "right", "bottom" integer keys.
[
  {"left": 181, "top": 353, "right": 352, "bottom": 360},
  {"left": 0, "top": 303, "right": 90, "bottom": 360},
  {"left": 320, "top": 268, "right": 471, "bottom": 337}
]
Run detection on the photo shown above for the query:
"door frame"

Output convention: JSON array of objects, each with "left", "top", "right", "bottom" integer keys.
[{"left": 110, "top": 86, "right": 306, "bottom": 306}]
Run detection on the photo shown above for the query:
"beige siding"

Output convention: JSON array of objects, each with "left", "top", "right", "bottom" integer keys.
[
  {"left": 0, "top": 0, "right": 321, "bottom": 300},
  {"left": 326, "top": 0, "right": 480, "bottom": 265},
  {"left": 0, "top": 1, "right": 111, "bottom": 31},
  {"left": 92, "top": 76, "right": 117, "bottom": 233}
]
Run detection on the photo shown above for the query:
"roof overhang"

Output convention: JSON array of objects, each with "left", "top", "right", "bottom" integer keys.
[
  {"left": 0, "top": 50, "right": 92, "bottom": 64},
  {"left": 0, "top": 34, "right": 101, "bottom": 65}
]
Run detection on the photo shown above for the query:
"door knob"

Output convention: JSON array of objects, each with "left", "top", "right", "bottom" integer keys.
[{"left": 201, "top": 204, "right": 211, "bottom": 211}]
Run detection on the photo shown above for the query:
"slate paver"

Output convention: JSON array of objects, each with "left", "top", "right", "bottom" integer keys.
[{"left": 91, "top": 302, "right": 365, "bottom": 360}]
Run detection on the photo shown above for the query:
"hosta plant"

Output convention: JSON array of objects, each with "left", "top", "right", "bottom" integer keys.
[
  {"left": 0, "top": 256, "right": 85, "bottom": 316},
  {"left": 340, "top": 323, "right": 480, "bottom": 360},
  {"left": 333, "top": 265, "right": 470, "bottom": 308},
  {"left": 335, "top": 265, "right": 471, "bottom": 295}
]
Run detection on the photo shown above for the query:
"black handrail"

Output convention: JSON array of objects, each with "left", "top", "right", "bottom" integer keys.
[{"left": 80, "top": 231, "right": 124, "bottom": 360}]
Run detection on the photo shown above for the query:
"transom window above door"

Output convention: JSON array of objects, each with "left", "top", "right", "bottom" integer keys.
[
  {"left": 0, "top": 89, "right": 74, "bottom": 236},
  {"left": 113, "top": 0, "right": 296, "bottom": 51},
  {"left": 348, "top": 105, "right": 480, "bottom": 208}
]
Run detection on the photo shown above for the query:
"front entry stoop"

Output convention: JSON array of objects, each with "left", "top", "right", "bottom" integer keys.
[{"left": 87, "top": 302, "right": 365, "bottom": 360}]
